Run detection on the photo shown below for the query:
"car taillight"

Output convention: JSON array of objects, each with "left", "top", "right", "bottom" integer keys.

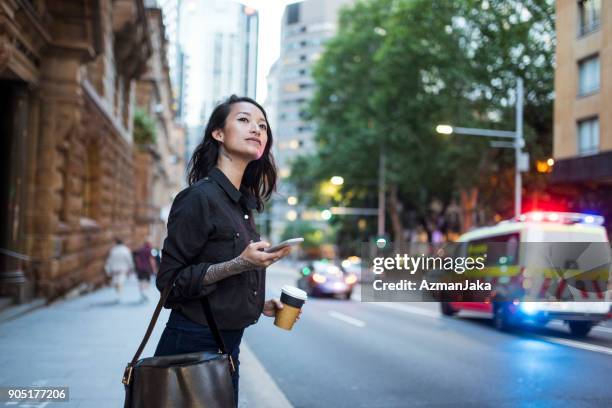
[
  {"left": 312, "top": 273, "right": 326, "bottom": 284},
  {"left": 344, "top": 274, "right": 357, "bottom": 285}
]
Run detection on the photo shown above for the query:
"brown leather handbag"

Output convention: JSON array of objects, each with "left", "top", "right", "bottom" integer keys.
[{"left": 122, "top": 278, "right": 236, "bottom": 408}]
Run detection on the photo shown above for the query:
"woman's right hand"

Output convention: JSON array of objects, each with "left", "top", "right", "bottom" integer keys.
[{"left": 240, "top": 241, "right": 292, "bottom": 267}]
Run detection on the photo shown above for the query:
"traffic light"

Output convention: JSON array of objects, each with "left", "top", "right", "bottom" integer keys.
[
  {"left": 536, "top": 158, "right": 554, "bottom": 173},
  {"left": 375, "top": 236, "right": 388, "bottom": 249}
]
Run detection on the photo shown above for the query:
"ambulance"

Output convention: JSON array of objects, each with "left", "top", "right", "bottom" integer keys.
[{"left": 440, "top": 211, "right": 612, "bottom": 337}]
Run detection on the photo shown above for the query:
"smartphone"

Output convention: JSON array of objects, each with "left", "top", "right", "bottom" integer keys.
[{"left": 264, "top": 237, "right": 304, "bottom": 253}]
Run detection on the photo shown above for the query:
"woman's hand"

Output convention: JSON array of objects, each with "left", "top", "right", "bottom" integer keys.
[
  {"left": 262, "top": 298, "right": 303, "bottom": 321},
  {"left": 239, "top": 241, "right": 292, "bottom": 268}
]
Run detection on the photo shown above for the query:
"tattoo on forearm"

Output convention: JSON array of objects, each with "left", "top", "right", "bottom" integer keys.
[{"left": 203, "top": 256, "right": 257, "bottom": 285}]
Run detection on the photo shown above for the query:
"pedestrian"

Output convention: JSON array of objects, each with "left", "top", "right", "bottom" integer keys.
[
  {"left": 133, "top": 241, "right": 157, "bottom": 302},
  {"left": 154, "top": 95, "right": 297, "bottom": 406},
  {"left": 104, "top": 238, "right": 134, "bottom": 303}
]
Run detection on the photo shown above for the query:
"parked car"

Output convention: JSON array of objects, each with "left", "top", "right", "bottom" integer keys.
[{"left": 297, "top": 260, "right": 357, "bottom": 299}]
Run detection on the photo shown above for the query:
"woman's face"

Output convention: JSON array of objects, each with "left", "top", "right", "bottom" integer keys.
[{"left": 214, "top": 102, "right": 269, "bottom": 161}]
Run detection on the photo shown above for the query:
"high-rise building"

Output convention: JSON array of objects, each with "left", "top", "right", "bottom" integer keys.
[
  {"left": 268, "top": 0, "right": 354, "bottom": 242},
  {"left": 241, "top": 5, "right": 259, "bottom": 99},
  {"left": 551, "top": 0, "right": 612, "bottom": 234},
  {"left": 154, "top": 0, "right": 186, "bottom": 120},
  {"left": 180, "top": 0, "right": 259, "bottom": 159}
]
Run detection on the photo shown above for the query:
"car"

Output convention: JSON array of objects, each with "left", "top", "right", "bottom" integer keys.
[
  {"left": 439, "top": 211, "right": 612, "bottom": 337},
  {"left": 297, "top": 260, "right": 358, "bottom": 299},
  {"left": 341, "top": 256, "right": 364, "bottom": 282}
]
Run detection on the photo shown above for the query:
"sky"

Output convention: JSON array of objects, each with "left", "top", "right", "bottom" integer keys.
[
  {"left": 239, "top": 0, "right": 299, "bottom": 102},
  {"left": 179, "top": 0, "right": 296, "bottom": 125}
]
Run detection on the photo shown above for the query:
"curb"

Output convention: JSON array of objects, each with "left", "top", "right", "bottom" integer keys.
[
  {"left": 238, "top": 342, "right": 293, "bottom": 408},
  {"left": 0, "top": 298, "right": 47, "bottom": 324}
]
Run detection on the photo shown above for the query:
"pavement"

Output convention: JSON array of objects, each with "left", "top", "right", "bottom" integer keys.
[{"left": 0, "top": 269, "right": 294, "bottom": 408}]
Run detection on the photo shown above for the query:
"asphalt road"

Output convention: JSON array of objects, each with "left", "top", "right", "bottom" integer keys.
[{"left": 245, "top": 262, "right": 612, "bottom": 408}]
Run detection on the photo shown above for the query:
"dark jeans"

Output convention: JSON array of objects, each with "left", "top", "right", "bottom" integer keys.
[{"left": 154, "top": 310, "right": 244, "bottom": 406}]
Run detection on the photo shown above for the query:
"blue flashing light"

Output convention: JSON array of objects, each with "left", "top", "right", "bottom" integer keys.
[{"left": 519, "top": 302, "right": 539, "bottom": 316}]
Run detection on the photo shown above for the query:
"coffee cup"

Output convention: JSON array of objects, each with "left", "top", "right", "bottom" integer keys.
[{"left": 274, "top": 285, "right": 307, "bottom": 331}]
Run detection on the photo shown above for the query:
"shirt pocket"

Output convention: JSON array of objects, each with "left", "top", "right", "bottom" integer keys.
[{"left": 204, "top": 226, "right": 237, "bottom": 262}]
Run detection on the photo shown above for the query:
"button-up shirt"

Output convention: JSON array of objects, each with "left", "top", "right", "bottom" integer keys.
[{"left": 156, "top": 167, "right": 265, "bottom": 330}]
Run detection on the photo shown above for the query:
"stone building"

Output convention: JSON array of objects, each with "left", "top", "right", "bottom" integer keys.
[
  {"left": 133, "top": 7, "right": 185, "bottom": 249},
  {"left": 0, "top": 0, "right": 177, "bottom": 304}
]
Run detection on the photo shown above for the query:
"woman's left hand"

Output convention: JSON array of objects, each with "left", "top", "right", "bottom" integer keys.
[{"left": 262, "top": 298, "right": 302, "bottom": 321}]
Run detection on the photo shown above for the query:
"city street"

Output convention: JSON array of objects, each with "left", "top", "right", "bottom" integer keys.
[
  {"left": 248, "top": 262, "right": 612, "bottom": 408},
  {"left": 1, "top": 261, "right": 611, "bottom": 407}
]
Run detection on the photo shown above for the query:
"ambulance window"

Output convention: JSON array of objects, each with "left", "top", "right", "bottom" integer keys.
[{"left": 469, "top": 233, "right": 520, "bottom": 266}]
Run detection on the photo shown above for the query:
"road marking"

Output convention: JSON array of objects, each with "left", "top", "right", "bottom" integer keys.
[
  {"left": 593, "top": 326, "right": 612, "bottom": 334},
  {"left": 371, "top": 302, "right": 441, "bottom": 319},
  {"left": 364, "top": 301, "right": 612, "bottom": 355},
  {"left": 534, "top": 335, "right": 612, "bottom": 356},
  {"left": 329, "top": 311, "right": 366, "bottom": 327},
  {"left": 548, "top": 320, "right": 612, "bottom": 335}
]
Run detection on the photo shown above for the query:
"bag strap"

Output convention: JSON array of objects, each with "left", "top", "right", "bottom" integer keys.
[{"left": 123, "top": 273, "right": 230, "bottom": 385}]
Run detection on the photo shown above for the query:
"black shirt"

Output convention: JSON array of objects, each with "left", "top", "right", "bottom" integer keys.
[{"left": 156, "top": 167, "right": 265, "bottom": 330}]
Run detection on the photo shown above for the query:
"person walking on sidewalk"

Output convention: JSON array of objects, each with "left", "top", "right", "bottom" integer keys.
[
  {"left": 154, "top": 95, "right": 297, "bottom": 406},
  {"left": 104, "top": 238, "right": 134, "bottom": 303},
  {"left": 133, "top": 241, "right": 157, "bottom": 302}
]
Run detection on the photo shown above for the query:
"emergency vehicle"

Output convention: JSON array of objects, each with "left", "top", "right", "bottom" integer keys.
[{"left": 440, "top": 211, "right": 612, "bottom": 337}]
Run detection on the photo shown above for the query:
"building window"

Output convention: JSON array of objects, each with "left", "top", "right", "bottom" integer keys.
[
  {"left": 578, "top": 55, "right": 599, "bottom": 95},
  {"left": 577, "top": 117, "right": 599, "bottom": 155},
  {"left": 286, "top": 3, "right": 300, "bottom": 25},
  {"left": 578, "top": 0, "right": 601, "bottom": 36}
]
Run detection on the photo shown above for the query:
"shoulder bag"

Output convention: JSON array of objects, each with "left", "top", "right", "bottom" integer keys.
[{"left": 122, "top": 278, "right": 235, "bottom": 408}]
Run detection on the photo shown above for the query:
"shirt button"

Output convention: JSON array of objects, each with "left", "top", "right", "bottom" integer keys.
[
  {"left": 235, "top": 232, "right": 240, "bottom": 237},
  {"left": 244, "top": 214, "right": 249, "bottom": 219},
  {"left": 253, "top": 290, "right": 258, "bottom": 295}
]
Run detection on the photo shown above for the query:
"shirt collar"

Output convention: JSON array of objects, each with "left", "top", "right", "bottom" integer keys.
[{"left": 209, "top": 167, "right": 257, "bottom": 210}]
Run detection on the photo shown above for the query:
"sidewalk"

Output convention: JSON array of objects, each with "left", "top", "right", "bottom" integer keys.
[{"left": 0, "top": 275, "right": 292, "bottom": 408}]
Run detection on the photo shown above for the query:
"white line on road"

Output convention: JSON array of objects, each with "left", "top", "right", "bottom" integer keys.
[
  {"left": 362, "top": 300, "right": 612, "bottom": 356},
  {"left": 534, "top": 335, "right": 612, "bottom": 356},
  {"left": 371, "top": 302, "right": 441, "bottom": 319},
  {"left": 328, "top": 311, "right": 366, "bottom": 327},
  {"left": 593, "top": 326, "right": 612, "bottom": 334},
  {"left": 548, "top": 320, "right": 612, "bottom": 335}
]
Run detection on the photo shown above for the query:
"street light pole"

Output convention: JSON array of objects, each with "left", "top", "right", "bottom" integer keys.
[
  {"left": 436, "top": 78, "right": 525, "bottom": 219},
  {"left": 514, "top": 77, "right": 524, "bottom": 218},
  {"left": 377, "top": 144, "right": 386, "bottom": 236}
]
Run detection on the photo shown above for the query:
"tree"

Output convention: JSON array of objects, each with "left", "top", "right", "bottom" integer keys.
[{"left": 292, "top": 0, "right": 556, "bottom": 248}]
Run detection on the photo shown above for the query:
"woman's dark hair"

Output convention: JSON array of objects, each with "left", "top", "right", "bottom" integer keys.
[{"left": 187, "top": 95, "right": 277, "bottom": 212}]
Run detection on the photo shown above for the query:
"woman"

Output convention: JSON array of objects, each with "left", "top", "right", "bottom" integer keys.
[{"left": 154, "top": 95, "right": 294, "bottom": 405}]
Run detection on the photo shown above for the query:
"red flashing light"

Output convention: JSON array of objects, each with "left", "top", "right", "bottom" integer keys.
[{"left": 518, "top": 211, "right": 604, "bottom": 225}]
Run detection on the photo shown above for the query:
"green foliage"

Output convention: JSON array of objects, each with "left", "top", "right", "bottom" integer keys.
[
  {"left": 280, "top": 221, "right": 335, "bottom": 249},
  {"left": 133, "top": 109, "right": 157, "bottom": 146},
  {"left": 293, "top": 0, "right": 555, "bottom": 228}
]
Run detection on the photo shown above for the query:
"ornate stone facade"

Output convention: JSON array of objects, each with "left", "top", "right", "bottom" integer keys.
[
  {"left": 0, "top": 0, "right": 174, "bottom": 303},
  {"left": 133, "top": 7, "right": 185, "bottom": 250}
]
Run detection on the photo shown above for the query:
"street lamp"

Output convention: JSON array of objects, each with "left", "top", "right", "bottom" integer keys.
[
  {"left": 321, "top": 209, "right": 332, "bottom": 220},
  {"left": 436, "top": 78, "right": 526, "bottom": 218},
  {"left": 330, "top": 176, "right": 344, "bottom": 186}
]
